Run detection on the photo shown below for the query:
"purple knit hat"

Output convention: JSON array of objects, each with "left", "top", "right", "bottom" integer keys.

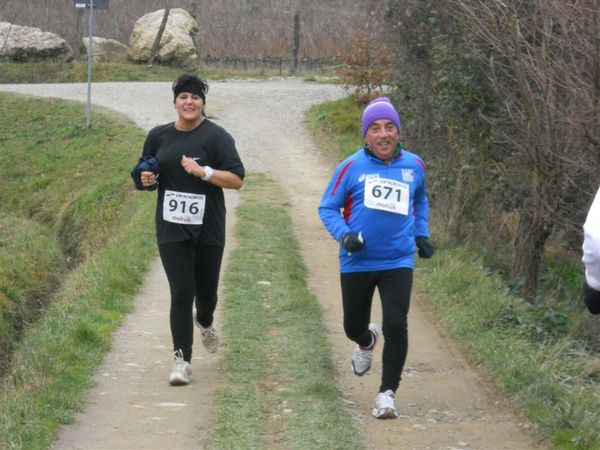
[{"left": 361, "top": 97, "right": 401, "bottom": 137}]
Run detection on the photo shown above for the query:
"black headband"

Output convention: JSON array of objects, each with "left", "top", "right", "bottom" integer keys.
[{"left": 173, "top": 81, "right": 206, "bottom": 102}]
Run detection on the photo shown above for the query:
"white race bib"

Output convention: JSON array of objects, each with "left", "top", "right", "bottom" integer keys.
[
  {"left": 364, "top": 176, "right": 409, "bottom": 215},
  {"left": 163, "top": 190, "right": 206, "bottom": 225}
]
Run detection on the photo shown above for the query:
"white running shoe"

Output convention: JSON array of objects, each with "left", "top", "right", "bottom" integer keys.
[
  {"left": 351, "top": 323, "right": 381, "bottom": 376},
  {"left": 372, "top": 389, "right": 399, "bottom": 419},
  {"left": 193, "top": 307, "right": 219, "bottom": 353},
  {"left": 169, "top": 350, "right": 192, "bottom": 386}
]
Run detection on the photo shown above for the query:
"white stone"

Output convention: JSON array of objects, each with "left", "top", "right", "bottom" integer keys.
[
  {"left": 81, "top": 36, "right": 129, "bottom": 63},
  {"left": 128, "top": 8, "right": 198, "bottom": 69},
  {"left": 0, "top": 22, "right": 73, "bottom": 62}
]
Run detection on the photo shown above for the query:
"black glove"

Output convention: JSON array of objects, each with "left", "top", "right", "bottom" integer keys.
[
  {"left": 341, "top": 232, "right": 365, "bottom": 252},
  {"left": 416, "top": 236, "right": 434, "bottom": 258},
  {"left": 130, "top": 155, "right": 159, "bottom": 191},
  {"left": 584, "top": 281, "right": 600, "bottom": 315}
]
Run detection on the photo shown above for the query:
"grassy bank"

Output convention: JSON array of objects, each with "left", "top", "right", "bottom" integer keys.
[
  {"left": 0, "top": 61, "right": 331, "bottom": 84},
  {"left": 415, "top": 249, "right": 600, "bottom": 449},
  {"left": 305, "top": 95, "right": 363, "bottom": 162},
  {"left": 0, "top": 61, "right": 182, "bottom": 83},
  {"left": 0, "top": 91, "right": 152, "bottom": 375},
  {"left": 0, "top": 92, "right": 157, "bottom": 448},
  {"left": 307, "top": 97, "right": 600, "bottom": 449}
]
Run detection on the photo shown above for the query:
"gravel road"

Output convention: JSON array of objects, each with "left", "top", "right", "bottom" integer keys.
[{"left": 0, "top": 80, "right": 544, "bottom": 450}]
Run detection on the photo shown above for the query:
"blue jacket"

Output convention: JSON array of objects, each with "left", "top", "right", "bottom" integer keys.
[{"left": 318, "top": 147, "right": 429, "bottom": 273}]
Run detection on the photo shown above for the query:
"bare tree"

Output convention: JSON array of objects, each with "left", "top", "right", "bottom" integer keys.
[
  {"left": 290, "top": 6, "right": 300, "bottom": 74},
  {"left": 452, "top": 0, "right": 600, "bottom": 299},
  {"left": 148, "top": 6, "right": 170, "bottom": 65}
]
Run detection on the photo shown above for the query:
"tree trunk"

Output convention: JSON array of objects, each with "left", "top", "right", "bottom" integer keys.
[
  {"left": 76, "top": 9, "right": 84, "bottom": 59},
  {"left": 512, "top": 208, "right": 551, "bottom": 301},
  {"left": 290, "top": 9, "right": 300, "bottom": 75},
  {"left": 148, "top": 7, "right": 170, "bottom": 65},
  {"left": 447, "top": 165, "right": 466, "bottom": 243}
]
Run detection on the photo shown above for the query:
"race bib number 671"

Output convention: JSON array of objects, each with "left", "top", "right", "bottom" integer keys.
[
  {"left": 163, "top": 190, "right": 206, "bottom": 224},
  {"left": 364, "top": 177, "right": 409, "bottom": 215}
]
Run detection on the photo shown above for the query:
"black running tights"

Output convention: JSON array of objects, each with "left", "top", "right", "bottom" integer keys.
[
  {"left": 158, "top": 240, "right": 224, "bottom": 362},
  {"left": 340, "top": 268, "right": 413, "bottom": 393}
]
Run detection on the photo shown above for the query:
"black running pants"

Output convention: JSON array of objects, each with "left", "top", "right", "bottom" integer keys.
[
  {"left": 158, "top": 240, "right": 224, "bottom": 362},
  {"left": 340, "top": 268, "right": 413, "bottom": 393}
]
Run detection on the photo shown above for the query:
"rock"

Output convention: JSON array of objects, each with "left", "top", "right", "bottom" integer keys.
[
  {"left": 0, "top": 22, "right": 73, "bottom": 63},
  {"left": 81, "top": 37, "right": 129, "bottom": 63},
  {"left": 128, "top": 8, "right": 198, "bottom": 69}
]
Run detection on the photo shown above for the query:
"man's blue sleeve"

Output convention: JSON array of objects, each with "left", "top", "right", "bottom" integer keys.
[
  {"left": 318, "top": 162, "right": 353, "bottom": 242},
  {"left": 413, "top": 165, "right": 430, "bottom": 238}
]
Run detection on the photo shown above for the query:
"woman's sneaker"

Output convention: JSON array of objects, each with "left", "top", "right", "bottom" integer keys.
[
  {"left": 372, "top": 389, "right": 399, "bottom": 419},
  {"left": 193, "top": 307, "right": 219, "bottom": 353},
  {"left": 199, "top": 324, "right": 219, "bottom": 353},
  {"left": 351, "top": 323, "right": 381, "bottom": 376},
  {"left": 169, "top": 350, "right": 192, "bottom": 386}
]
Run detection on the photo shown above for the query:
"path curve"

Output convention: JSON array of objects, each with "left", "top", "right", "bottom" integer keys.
[{"left": 0, "top": 80, "right": 543, "bottom": 450}]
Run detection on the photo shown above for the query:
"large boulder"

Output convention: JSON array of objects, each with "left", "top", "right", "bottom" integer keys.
[
  {"left": 128, "top": 8, "right": 198, "bottom": 69},
  {"left": 81, "top": 37, "right": 129, "bottom": 63},
  {"left": 0, "top": 22, "right": 73, "bottom": 63}
]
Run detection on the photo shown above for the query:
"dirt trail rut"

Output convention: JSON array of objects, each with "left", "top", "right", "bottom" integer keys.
[{"left": 0, "top": 80, "right": 544, "bottom": 449}]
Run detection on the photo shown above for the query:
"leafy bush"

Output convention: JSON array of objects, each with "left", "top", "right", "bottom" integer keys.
[{"left": 334, "top": 29, "right": 393, "bottom": 104}]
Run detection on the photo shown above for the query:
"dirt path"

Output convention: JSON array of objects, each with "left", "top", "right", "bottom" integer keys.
[{"left": 1, "top": 80, "right": 544, "bottom": 449}]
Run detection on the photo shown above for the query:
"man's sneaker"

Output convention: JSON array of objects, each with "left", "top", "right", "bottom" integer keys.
[
  {"left": 351, "top": 323, "right": 381, "bottom": 376},
  {"left": 372, "top": 389, "right": 399, "bottom": 419},
  {"left": 169, "top": 349, "right": 192, "bottom": 386},
  {"left": 193, "top": 307, "right": 219, "bottom": 353}
]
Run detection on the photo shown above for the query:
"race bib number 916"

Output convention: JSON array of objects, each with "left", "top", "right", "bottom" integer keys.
[
  {"left": 364, "top": 176, "right": 409, "bottom": 215},
  {"left": 163, "top": 190, "right": 206, "bottom": 225}
]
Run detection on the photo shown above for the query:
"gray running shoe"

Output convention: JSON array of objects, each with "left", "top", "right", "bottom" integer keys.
[
  {"left": 351, "top": 323, "right": 381, "bottom": 376},
  {"left": 200, "top": 324, "right": 219, "bottom": 353},
  {"left": 169, "top": 349, "right": 192, "bottom": 386},
  {"left": 372, "top": 389, "right": 399, "bottom": 419},
  {"left": 193, "top": 307, "right": 219, "bottom": 353}
]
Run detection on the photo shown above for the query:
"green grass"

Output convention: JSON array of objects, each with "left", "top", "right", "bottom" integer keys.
[
  {"left": 0, "top": 91, "right": 151, "bottom": 377},
  {"left": 305, "top": 95, "right": 363, "bottom": 162},
  {"left": 0, "top": 92, "right": 146, "bottom": 260},
  {"left": 414, "top": 248, "right": 600, "bottom": 449},
  {"left": 0, "top": 62, "right": 184, "bottom": 83},
  {"left": 0, "top": 198, "right": 155, "bottom": 449},
  {"left": 209, "top": 174, "right": 362, "bottom": 450},
  {"left": 0, "top": 92, "right": 157, "bottom": 449},
  {"left": 0, "top": 61, "right": 338, "bottom": 84},
  {"left": 0, "top": 214, "right": 65, "bottom": 373}
]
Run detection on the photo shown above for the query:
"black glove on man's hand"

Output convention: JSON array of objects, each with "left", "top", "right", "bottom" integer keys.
[
  {"left": 416, "top": 236, "right": 434, "bottom": 258},
  {"left": 341, "top": 232, "right": 365, "bottom": 252},
  {"left": 584, "top": 281, "right": 600, "bottom": 315}
]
